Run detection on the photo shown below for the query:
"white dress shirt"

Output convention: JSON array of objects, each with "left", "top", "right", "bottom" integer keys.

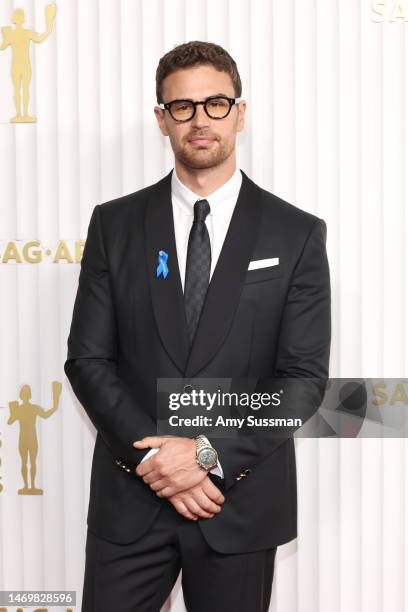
[{"left": 139, "top": 165, "right": 243, "bottom": 479}]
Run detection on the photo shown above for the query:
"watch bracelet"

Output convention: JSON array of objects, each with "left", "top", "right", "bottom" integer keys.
[{"left": 195, "top": 434, "right": 212, "bottom": 452}]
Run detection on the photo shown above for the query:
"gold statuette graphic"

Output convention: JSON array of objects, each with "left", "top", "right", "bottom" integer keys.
[
  {"left": 0, "top": 4, "right": 57, "bottom": 123},
  {"left": 7, "top": 381, "right": 61, "bottom": 495}
]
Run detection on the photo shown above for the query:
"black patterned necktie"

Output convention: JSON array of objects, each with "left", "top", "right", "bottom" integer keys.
[{"left": 184, "top": 198, "right": 211, "bottom": 344}]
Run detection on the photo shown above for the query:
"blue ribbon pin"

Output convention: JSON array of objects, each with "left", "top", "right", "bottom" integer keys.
[{"left": 156, "top": 250, "right": 169, "bottom": 279}]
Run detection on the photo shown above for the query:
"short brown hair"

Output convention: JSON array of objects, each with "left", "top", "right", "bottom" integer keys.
[{"left": 156, "top": 40, "right": 242, "bottom": 104}]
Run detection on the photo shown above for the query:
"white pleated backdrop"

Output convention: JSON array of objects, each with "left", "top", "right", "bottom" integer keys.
[{"left": 0, "top": 1, "right": 407, "bottom": 611}]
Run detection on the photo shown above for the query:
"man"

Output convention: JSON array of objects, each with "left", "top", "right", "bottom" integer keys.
[{"left": 64, "top": 41, "right": 331, "bottom": 612}]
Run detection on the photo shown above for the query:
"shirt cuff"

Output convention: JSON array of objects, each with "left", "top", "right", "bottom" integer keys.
[{"left": 139, "top": 447, "right": 159, "bottom": 463}]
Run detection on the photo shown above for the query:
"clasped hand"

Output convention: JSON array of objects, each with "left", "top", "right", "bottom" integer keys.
[
  {"left": 133, "top": 435, "right": 207, "bottom": 497},
  {"left": 133, "top": 436, "right": 225, "bottom": 521}
]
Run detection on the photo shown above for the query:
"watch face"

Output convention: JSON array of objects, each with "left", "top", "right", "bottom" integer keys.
[{"left": 199, "top": 448, "right": 217, "bottom": 468}]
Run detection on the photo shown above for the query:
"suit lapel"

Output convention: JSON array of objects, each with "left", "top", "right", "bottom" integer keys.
[
  {"left": 144, "top": 168, "right": 263, "bottom": 378},
  {"left": 144, "top": 170, "right": 190, "bottom": 374}
]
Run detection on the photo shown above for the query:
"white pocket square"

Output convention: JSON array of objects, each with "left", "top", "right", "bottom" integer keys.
[{"left": 247, "top": 257, "right": 279, "bottom": 271}]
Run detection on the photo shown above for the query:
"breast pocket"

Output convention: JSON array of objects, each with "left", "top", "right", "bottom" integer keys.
[{"left": 243, "top": 262, "right": 284, "bottom": 284}]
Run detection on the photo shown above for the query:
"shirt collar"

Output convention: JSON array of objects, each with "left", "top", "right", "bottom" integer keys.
[{"left": 171, "top": 166, "right": 243, "bottom": 216}]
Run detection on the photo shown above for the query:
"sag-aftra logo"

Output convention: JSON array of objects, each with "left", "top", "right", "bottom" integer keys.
[{"left": 371, "top": 0, "right": 408, "bottom": 21}]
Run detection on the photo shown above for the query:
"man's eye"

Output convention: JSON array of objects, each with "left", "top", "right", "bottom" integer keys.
[{"left": 208, "top": 99, "right": 227, "bottom": 108}]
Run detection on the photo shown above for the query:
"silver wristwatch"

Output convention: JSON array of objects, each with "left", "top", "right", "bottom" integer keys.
[{"left": 194, "top": 434, "right": 218, "bottom": 470}]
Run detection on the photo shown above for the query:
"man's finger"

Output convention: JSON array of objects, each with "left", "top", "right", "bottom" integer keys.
[
  {"left": 135, "top": 453, "right": 165, "bottom": 477},
  {"left": 201, "top": 478, "right": 225, "bottom": 503},
  {"left": 133, "top": 436, "right": 165, "bottom": 448},
  {"left": 171, "top": 500, "right": 198, "bottom": 521},
  {"left": 193, "top": 490, "right": 222, "bottom": 514},
  {"left": 155, "top": 486, "right": 174, "bottom": 498},
  {"left": 185, "top": 497, "right": 214, "bottom": 519},
  {"left": 148, "top": 477, "right": 168, "bottom": 491},
  {"left": 135, "top": 461, "right": 156, "bottom": 477}
]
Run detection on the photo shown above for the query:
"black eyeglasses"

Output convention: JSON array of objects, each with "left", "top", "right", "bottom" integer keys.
[{"left": 159, "top": 95, "right": 241, "bottom": 122}]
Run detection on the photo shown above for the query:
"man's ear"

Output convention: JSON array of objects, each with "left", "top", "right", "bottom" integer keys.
[
  {"left": 236, "top": 100, "right": 246, "bottom": 133},
  {"left": 154, "top": 106, "right": 169, "bottom": 136}
]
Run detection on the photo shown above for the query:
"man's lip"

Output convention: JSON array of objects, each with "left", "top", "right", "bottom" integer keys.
[{"left": 189, "top": 137, "right": 215, "bottom": 143}]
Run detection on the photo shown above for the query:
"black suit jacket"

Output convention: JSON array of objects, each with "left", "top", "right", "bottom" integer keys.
[{"left": 64, "top": 168, "right": 331, "bottom": 553}]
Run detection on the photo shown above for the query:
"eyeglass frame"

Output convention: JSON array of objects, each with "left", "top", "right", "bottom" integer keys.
[{"left": 158, "top": 95, "right": 242, "bottom": 122}]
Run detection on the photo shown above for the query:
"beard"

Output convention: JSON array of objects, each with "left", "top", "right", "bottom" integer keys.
[{"left": 173, "top": 136, "right": 235, "bottom": 170}]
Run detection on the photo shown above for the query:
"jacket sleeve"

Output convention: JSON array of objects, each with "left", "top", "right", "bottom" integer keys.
[
  {"left": 210, "top": 218, "right": 331, "bottom": 490},
  {"left": 64, "top": 204, "right": 157, "bottom": 468}
]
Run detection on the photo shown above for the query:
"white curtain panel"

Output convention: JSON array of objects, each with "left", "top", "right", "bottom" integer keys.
[{"left": 0, "top": 1, "right": 406, "bottom": 611}]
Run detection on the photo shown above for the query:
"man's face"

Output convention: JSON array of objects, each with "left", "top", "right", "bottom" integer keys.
[{"left": 154, "top": 64, "right": 246, "bottom": 170}]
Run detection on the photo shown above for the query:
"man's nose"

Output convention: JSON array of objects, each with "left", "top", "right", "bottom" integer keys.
[{"left": 190, "top": 103, "right": 210, "bottom": 128}]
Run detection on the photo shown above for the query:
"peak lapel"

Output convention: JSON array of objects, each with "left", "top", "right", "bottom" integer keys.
[
  {"left": 144, "top": 169, "right": 190, "bottom": 374},
  {"left": 184, "top": 170, "right": 263, "bottom": 378}
]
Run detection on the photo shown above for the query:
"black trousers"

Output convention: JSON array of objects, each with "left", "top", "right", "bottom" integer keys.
[{"left": 82, "top": 500, "right": 277, "bottom": 612}]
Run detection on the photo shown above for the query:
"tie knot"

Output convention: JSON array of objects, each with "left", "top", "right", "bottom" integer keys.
[{"left": 194, "top": 199, "right": 210, "bottom": 223}]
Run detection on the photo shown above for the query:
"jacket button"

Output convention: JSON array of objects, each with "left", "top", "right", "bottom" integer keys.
[
  {"left": 184, "top": 384, "right": 194, "bottom": 393},
  {"left": 234, "top": 468, "right": 252, "bottom": 481}
]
